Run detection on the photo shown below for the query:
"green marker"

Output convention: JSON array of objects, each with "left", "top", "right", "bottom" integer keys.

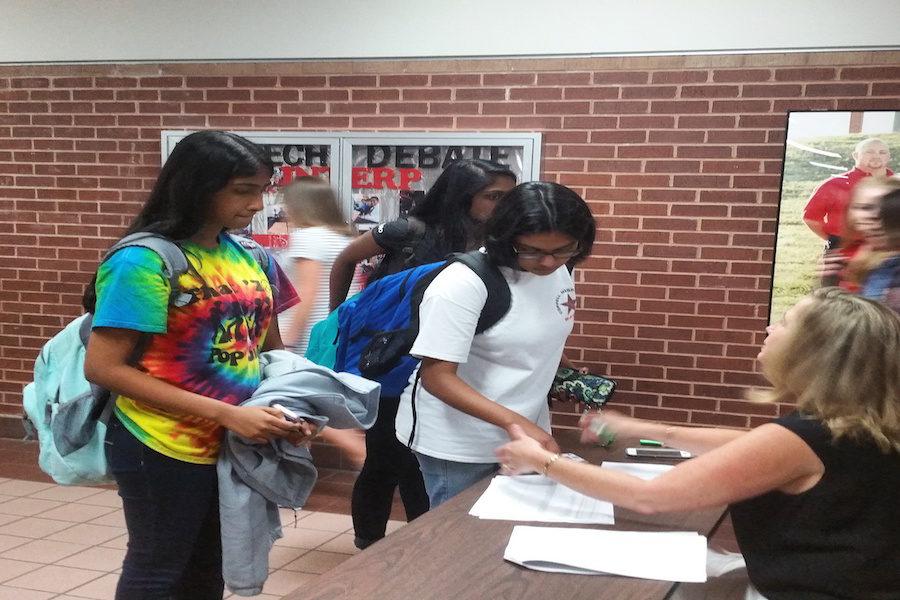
[{"left": 639, "top": 439, "right": 663, "bottom": 447}]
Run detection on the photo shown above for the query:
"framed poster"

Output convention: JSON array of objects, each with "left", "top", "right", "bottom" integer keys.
[
  {"left": 161, "top": 131, "right": 340, "bottom": 254},
  {"left": 161, "top": 130, "right": 542, "bottom": 250},
  {"left": 338, "top": 132, "right": 541, "bottom": 232},
  {"left": 770, "top": 110, "right": 899, "bottom": 323}
]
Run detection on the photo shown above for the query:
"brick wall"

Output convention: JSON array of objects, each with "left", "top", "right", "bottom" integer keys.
[{"left": 2, "top": 51, "right": 899, "bottom": 435}]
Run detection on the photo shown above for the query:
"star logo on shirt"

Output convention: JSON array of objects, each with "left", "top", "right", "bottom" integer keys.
[{"left": 560, "top": 294, "right": 577, "bottom": 317}]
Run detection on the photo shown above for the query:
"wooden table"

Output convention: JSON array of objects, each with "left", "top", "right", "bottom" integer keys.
[{"left": 288, "top": 431, "right": 734, "bottom": 600}]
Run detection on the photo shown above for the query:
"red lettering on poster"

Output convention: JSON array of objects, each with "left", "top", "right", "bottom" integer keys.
[{"left": 352, "top": 167, "right": 423, "bottom": 190}]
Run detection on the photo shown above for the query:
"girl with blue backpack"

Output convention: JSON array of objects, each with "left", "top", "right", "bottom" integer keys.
[
  {"left": 82, "top": 130, "right": 313, "bottom": 600},
  {"left": 395, "top": 181, "right": 597, "bottom": 507},
  {"left": 330, "top": 158, "right": 517, "bottom": 549}
]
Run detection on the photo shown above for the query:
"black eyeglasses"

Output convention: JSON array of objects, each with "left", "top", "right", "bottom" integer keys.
[{"left": 513, "top": 244, "right": 580, "bottom": 260}]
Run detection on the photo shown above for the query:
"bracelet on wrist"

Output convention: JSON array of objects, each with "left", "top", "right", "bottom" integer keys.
[{"left": 541, "top": 453, "right": 561, "bottom": 476}]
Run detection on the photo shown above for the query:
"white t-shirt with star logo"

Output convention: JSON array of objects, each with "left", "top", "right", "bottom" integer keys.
[{"left": 395, "top": 261, "right": 575, "bottom": 463}]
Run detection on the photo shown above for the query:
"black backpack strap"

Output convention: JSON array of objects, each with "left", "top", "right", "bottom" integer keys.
[{"left": 451, "top": 251, "right": 511, "bottom": 334}]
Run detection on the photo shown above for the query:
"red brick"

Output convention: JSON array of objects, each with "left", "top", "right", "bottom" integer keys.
[
  {"left": 651, "top": 70, "right": 709, "bottom": 84},
  {"left": 402, "top": 116, "right": 453, "bottom": 128},
  {"left": 712, "top": 69, "right": 771, "bottom": 82},
  {"left": 649, "top": 130, "right": 705, "bottom": 143},
  {"left": 839, "top": 66, "right": 900, "bottom": 80},
  {"left": 872, "top": 82, "right": 900, "bottom": 96},
  {"left": 805, "top": 83, "right": 869, "bottom": 97},
  {"left": 329, "top": 75, "right": 377, "bottom": 88},
  {"left": 303, "top": 89, "right": 348, "bottom": 101},
  {"left": 455, "top": 116, "right": 508, "bottom": 129},
  {"left": 562, "top": 116, "right": 617, "bottom": 129},
  {"left": 456, "top": 88, "right": 506, "bottom": 100},
  {"left": 280, "top": 76, "right": 327, "bottom": 87},
  {"left": 253, "top": 116, "right": 300, "bottom": 128},
  {"left": 352, "top": 116, "right": 401, "bottom": 128},
  {"left": 206, "top": 89, "right": 251, "bottom": 101},
  {"left": 617, "top": 145, "right": 673, "bottom": 158},
  {"left": 621, "top": 115, "right": 676, "bottom": 128},
  {"left": 701, "top": 160, "right": 762, "bottom": 173},
  {"left": 115, "top": 90, "right": 158, "bottom": 101},
  {"left": 537, "top": 72, "right": 591, "bottom": 85},
  {"left": 11, "top": 78, "right": 50, "bottom": 89},
  {"left": 351, "top": 89, "right": 398, "bottom": 101},
  {"left": 742, "top": 84, "right": 803, "bottom": 98},
  {"left": 52, "top": 77, "right": 93, "bottom": 88},
  {"left": 680, "top": 85, "right": 739, "bottom": 98},
  {"left": 644, "top": 160, "right": 701, "bottom": 173},
  {"left": 772, "top": 98, "right": 835, "bottom": 112},
  {"left": 95, "top": 77, "right": 138, "bottom": 88},
  {"left": 591, "top": 100, "right": 649, "bottom": 114},
  {"left": 254, "top": 89, "right": 300, "bottom": 101},
  {"left": 707, "top": 130, "right": 767, "bottom": 143},
  {"left": 673, "top": 175, "right": 731, "bottom": 189},
  {"left": 536, "top": 101, "right": 590, "bottom": 115},
  {"left": 613, "top": 174, "right": 670, "bottom": 187},
  {"left": 677, "top": 145, "right": 733, "bottom": 158},
  {"left": 711, "top": 100, "right": 772, "bottom": 113},
  {"left": 160, "top": 90, "right": 203, "bottom": 101},
  {"left": 510, "top": 87, "right": 563, "bottom": 101},
  {"left": 430, "top": 74, "right": 481, "bottom": 86},
  {"left": 773, "top": 68, "right": 835, "bottom": 81},
  {"left": 834, "top": 98, "right": 899, "bottom": 111},
  {"left": 186, "top": 77, "right": 229, "bottom": 87},
  {"left": 139, "top": 77, "right": 182, "bottom": 88},
  {"left": 208, "top": 116, "right": 253, "bottom": 128},
  {"left": 650, "top": 100, "right": 710, "bottom": 114},
  {"left": 622, "top": 86, "right": 678, "bottom": 99},
  {"left": 593, "top": 71, "right": 648, "bottom": 84},
  {"left": 280, "top": 103, "right": 327, "bottom": 115},
  {"left": 378, "top": 102, "right": 428, "bottom": 115},
  {"left": 379, "top": 74, "right": 429, "bottom": 87},
  {"left": 483, "top": 73, "right": 535, "bottom": 86},
  {"left": 481, "top": 102, "right": 532, "bottom": 115},
  {"left": 402, "top": 88, "right": 451, "bottom": 101},
  {"left": 563, "top": 87, "right": 619, "bottom": 100}
]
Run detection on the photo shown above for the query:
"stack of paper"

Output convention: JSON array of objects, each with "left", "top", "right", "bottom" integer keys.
[
  {"left": 504, "top": 526, "right": 708, "bottom": 582},
  {"left": 469, "top": 475, "right": 615, "bottom": 524}
]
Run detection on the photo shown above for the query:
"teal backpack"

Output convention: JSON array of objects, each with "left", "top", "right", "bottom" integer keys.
[{"left": 22, "top": 232, "right": 269, "bottom": 485}]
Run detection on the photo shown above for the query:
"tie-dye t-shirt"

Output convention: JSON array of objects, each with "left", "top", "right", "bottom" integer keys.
[{"left": 93, "top": 235, "right": 299, "bottom": 464}]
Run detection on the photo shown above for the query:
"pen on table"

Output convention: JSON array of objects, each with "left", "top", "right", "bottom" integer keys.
[{"left": 639, "top": 439, "right": 663, "bottom": 447}]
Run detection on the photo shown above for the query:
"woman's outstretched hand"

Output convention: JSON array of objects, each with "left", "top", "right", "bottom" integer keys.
[{"left": 496, "top": 424, "right": 555, "bottom": 475}]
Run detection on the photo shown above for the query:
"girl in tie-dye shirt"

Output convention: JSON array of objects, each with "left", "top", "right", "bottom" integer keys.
[{"left": 83, "top": 131, "right": 307, "bottom": 600}]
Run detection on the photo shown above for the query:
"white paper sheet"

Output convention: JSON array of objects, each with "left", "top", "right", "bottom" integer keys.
[
  {"left": 504, "top": 525, "right": 708, "bottom": 583},
  {"left": 469, "top": 475, "right": 615, "bottom": 524},
  {"left": 599, "top": 461, "right": 674, "bottom": 480}
]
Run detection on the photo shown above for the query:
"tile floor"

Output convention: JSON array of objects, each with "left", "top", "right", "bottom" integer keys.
[{"left": 0, "top": 476, "right": 405, "bottom": 599}]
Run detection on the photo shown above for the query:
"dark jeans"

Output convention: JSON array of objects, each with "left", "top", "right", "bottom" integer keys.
[
  {"left": 105, "top": 415, "right": 223, "bottom": 600},
  {"left": 351, "top": 395, "right": 429, "bottom": 546}
]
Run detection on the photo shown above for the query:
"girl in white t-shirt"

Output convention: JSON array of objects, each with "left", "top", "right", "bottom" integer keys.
[
  {"left": 280, "top": 176, "right": 365, "bottom": 466},
  {"left": 280, "top": 176, "right": 362, "bottom": 355},
  {"left": 395, "top": 181, "right": 597, "bottom": 507}
]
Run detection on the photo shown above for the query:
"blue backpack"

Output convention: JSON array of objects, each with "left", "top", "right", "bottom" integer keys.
[
  {"left": 22, "top": 232, "right": 269, "bottom": 485},
  {"left": 333, "top": 251, "right": 511, "bottom": 397}
]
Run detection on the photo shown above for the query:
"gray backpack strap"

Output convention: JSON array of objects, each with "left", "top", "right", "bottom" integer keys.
[
  {"left": 103, "top": 232, "right": 192, "bottom": 307},
  {"left": 225, "top": 233, "right": 270, "bottom": 272}
]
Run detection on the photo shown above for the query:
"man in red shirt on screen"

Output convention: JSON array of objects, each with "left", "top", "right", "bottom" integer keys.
[{"left": 803, "top": 138, "right": 893, "bottom": 249}]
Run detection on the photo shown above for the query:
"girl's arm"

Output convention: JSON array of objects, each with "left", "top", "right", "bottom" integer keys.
[
  {"left": 419, "top": 358, "right": 561, "bottom": 453},
  {"left": 580, "top": 410, "right": 743, "bottom": 456},
  {"left": 497, "top": 423, "right": 824, "bottom": 514},
  {"left": 85, "top": 327, "right": 303, "bottom": 443},
  {"left": 281, "top": 258, "right": 320, "bottom": 347},
  {"left": 329, "top": 231, "right": 383, "bottom": 311}
]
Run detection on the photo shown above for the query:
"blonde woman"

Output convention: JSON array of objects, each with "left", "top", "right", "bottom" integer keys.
[
  {"left": 280, "top": 176, "right": 361, "bottom": 355},
  {"left": 497, "top": 288, "right": 900, "bottom": 600},
  {"left": 280, "top": 176, "right": 365, "bottom": 466}
]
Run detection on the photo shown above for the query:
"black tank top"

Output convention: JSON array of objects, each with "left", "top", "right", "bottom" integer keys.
[{"left": 730, "top": 412, "right": 900, "bottom": 599}]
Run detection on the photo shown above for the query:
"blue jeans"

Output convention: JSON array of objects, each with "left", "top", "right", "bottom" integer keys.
[
  {"left": 105, "top": 415, "right": 223, "bottom": 600},
  {"left": 414, "top": 452, "right": 498, "bottom": 508}
]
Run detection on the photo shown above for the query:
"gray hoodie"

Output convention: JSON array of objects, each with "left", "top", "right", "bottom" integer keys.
[{"left": 218, "top": 350, "right": 380, "bottom": 596}]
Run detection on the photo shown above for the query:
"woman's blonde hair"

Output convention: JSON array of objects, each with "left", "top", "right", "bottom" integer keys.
[
  {"left": 756, "top": 287, "right": 900, "bottom": 453},
  {"left": 282, "top": 176, "right": 354, "bottom": 236}
]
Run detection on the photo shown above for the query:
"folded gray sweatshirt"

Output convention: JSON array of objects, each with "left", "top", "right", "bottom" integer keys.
[{"left": 218, "top": 350, "right": 380, "bottom": 596}]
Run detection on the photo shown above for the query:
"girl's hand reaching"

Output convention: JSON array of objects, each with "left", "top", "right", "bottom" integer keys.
[
  {"left": 219, "top": 405, "right": 303, "bottom": 444},
  {"left": 496, "top": 424, "right": 555, "bottom": 475}
]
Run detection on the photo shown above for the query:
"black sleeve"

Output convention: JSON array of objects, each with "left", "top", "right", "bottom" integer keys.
[{"left": 774, "top": 412, "right": 833, "bottom": 460}]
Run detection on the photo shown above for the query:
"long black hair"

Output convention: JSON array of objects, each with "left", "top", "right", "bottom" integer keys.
[
  {"left": 484, "top": 181, "right": 596, "bottom": 269},
  {"left": 409, "top": 158, "right": 516, "bottom": 254},
  {"left": 82, "top": 130, "right": 273, "bottom": 310}
]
